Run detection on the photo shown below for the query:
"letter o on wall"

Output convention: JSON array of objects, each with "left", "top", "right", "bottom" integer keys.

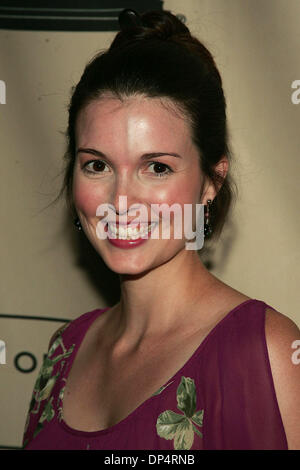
[{"left": 14, "top": 351, "right": 37, "bottom": 373}]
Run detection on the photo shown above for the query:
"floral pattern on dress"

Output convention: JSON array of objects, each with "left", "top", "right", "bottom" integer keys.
[
  {"left": 22, "top": 324, "right": 75, "bottom": 448},
  {"left": 156, "top": 376, "right": 204, "bottom": 450},
  {"left": 151, "top": 380, "right": 174, "bottom": 396}
]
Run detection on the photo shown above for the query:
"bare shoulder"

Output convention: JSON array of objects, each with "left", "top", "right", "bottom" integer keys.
[
  {"left": 265, "top": 307, "right": 300, "bottom": 337},
  {"left": 265, "top": 307, "right": 300, "bottom": 450}
]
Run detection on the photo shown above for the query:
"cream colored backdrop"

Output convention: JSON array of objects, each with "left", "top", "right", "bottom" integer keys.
[{"left": 0, "top": 0, "right": 299, "bottom": 448}]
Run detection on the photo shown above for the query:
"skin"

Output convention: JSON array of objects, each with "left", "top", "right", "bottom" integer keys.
[
  {"left": 71, "top": 93, "right": 300, "bottom": 448},
  {"left": 72, "top": 94, "right": 229, "bottom": 341}
]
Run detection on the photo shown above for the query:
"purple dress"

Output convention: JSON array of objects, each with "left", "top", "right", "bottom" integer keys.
[{"left": 22, "top": 299, "right": 288, "bottom": 450}]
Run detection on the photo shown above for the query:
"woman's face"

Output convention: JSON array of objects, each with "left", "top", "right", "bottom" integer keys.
[{"left": 73, "top": 94, "right": 207, "bottom": 275}]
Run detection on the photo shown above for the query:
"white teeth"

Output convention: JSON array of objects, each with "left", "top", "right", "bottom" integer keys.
[{"left": 108, "top": 222, "right": 157, "bottom": 240}]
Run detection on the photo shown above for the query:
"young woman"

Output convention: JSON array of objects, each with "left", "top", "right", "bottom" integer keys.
[{"left": 22, "top": 9, "right": 299, "bottom": 450}]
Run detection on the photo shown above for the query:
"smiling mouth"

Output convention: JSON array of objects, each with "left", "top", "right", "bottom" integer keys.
[{"left": 106, "top": 222, "right": 158, "bottom": 240}]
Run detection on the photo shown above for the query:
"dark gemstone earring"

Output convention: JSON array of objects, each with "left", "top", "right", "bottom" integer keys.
[
  {"left": 204, "top": 199, "right": 213, "bottom": 238},
  {"left": 74, "top": 217, "right": 82, "bottom": 231}
]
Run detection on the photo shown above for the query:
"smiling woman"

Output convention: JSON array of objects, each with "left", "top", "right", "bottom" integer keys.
[
  {"left": 22, "top": 8, "right": 300, "bottom": 450},
  {"left": 72, "top": 94, "right": 211, "bottom": 268}
]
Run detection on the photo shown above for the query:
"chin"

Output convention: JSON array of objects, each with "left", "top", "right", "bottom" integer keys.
[
  {"left": 89, "top": 234, "right": 185, "bottom": 276},
  {"left": 102, "top": 255, "right": 154, "bottom": 277}
]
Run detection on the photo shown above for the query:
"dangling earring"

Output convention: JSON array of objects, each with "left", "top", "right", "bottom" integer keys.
[
  {"left": 204, "top": 199, "right": 213, "bottom": 238},
  {"left": 74, "top": 216, "right": 82, "bottom": 231}
]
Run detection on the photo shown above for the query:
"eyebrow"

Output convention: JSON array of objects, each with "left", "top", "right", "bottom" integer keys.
[{"left": 76, "top": 147, "right": 182, "bottom": 160}]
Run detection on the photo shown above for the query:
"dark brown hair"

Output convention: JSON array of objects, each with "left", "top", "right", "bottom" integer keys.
[{"left": 56, "top": 9, "right": 237, "bottom": 241}]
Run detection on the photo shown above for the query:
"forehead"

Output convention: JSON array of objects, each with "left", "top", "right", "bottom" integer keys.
[{"left": 75, "top": 95, "right": 192, "bottom": 144}]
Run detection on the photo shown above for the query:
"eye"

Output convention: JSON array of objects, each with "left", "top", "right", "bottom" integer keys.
[
  {"left": 81, "top": 159, "right": 173, "bottom": 178},
  {"left": 147, "top": 162, "right": 173, "bottom": 178},
  {"left": 82, "top": 160, "right": 109, "bottom": 175}
]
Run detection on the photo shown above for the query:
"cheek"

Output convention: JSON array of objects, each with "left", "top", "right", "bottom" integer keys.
[
  {"left": 153, "top": 174, "right": 201, "bottom": 207},
  {"left": 152, "top": 186, "right": 191, "bottom": 207},
  {"left": 150, "top": 177, "right": 201, "bottom": 230},
  {"left": 72, "top": 177, "right": 106, "bottom": 218}
]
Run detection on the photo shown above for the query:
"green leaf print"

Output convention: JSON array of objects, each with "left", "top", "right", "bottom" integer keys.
[
  {"left": 151, "top": 380, "right": 174, "bottom": 397},
  {"left": 176, "top": 377, "right": 197, "bottom": 418},
  {"left": 174, "top": 419, "right": 194, "bottom": 450},
  {"left": 23, "top": 328, "right": 75, "bottom": 445},
  {"left": 39, "top": 397, "right": 55, "bottom": 424},
  {"left": 156, "top": 410, "right": 187, "bottom": 440},
  {"left": 156, "top": 376, "right": 204, "bottom": 450},
  {"left": 191, "top": 409, "right": 204, "bottom": 427}
]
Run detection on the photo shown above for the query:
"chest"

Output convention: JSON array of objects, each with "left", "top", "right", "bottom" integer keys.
[
  {"left": 60, "top": 293, "right": 250, "bottom": 433},
  {"left": 61, "top": 329, "right": 208, "bottom": 433}
]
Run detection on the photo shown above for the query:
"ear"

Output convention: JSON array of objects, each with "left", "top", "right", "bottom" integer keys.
[{"left": 200, "top": 156, "right": 229, "bottom": 204}]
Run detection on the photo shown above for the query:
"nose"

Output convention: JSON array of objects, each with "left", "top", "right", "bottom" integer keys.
[{"left": 110, "top": 173, "right": 142, "bottom": 217}]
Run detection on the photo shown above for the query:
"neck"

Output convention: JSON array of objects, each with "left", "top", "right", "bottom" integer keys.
[{"left": 110, "top": 249, "right": 218, "bottom": 350}]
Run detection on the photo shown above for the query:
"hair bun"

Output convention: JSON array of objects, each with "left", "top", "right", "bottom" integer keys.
[
  {"left": 118, "top": 9, "right": 143, "bottom": 30},
  {"left": 140, "top": 10, "right": 190, "bottom": 40},
  {"left": 114, "top": 9, "right": 190, "bottom": 47}
]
